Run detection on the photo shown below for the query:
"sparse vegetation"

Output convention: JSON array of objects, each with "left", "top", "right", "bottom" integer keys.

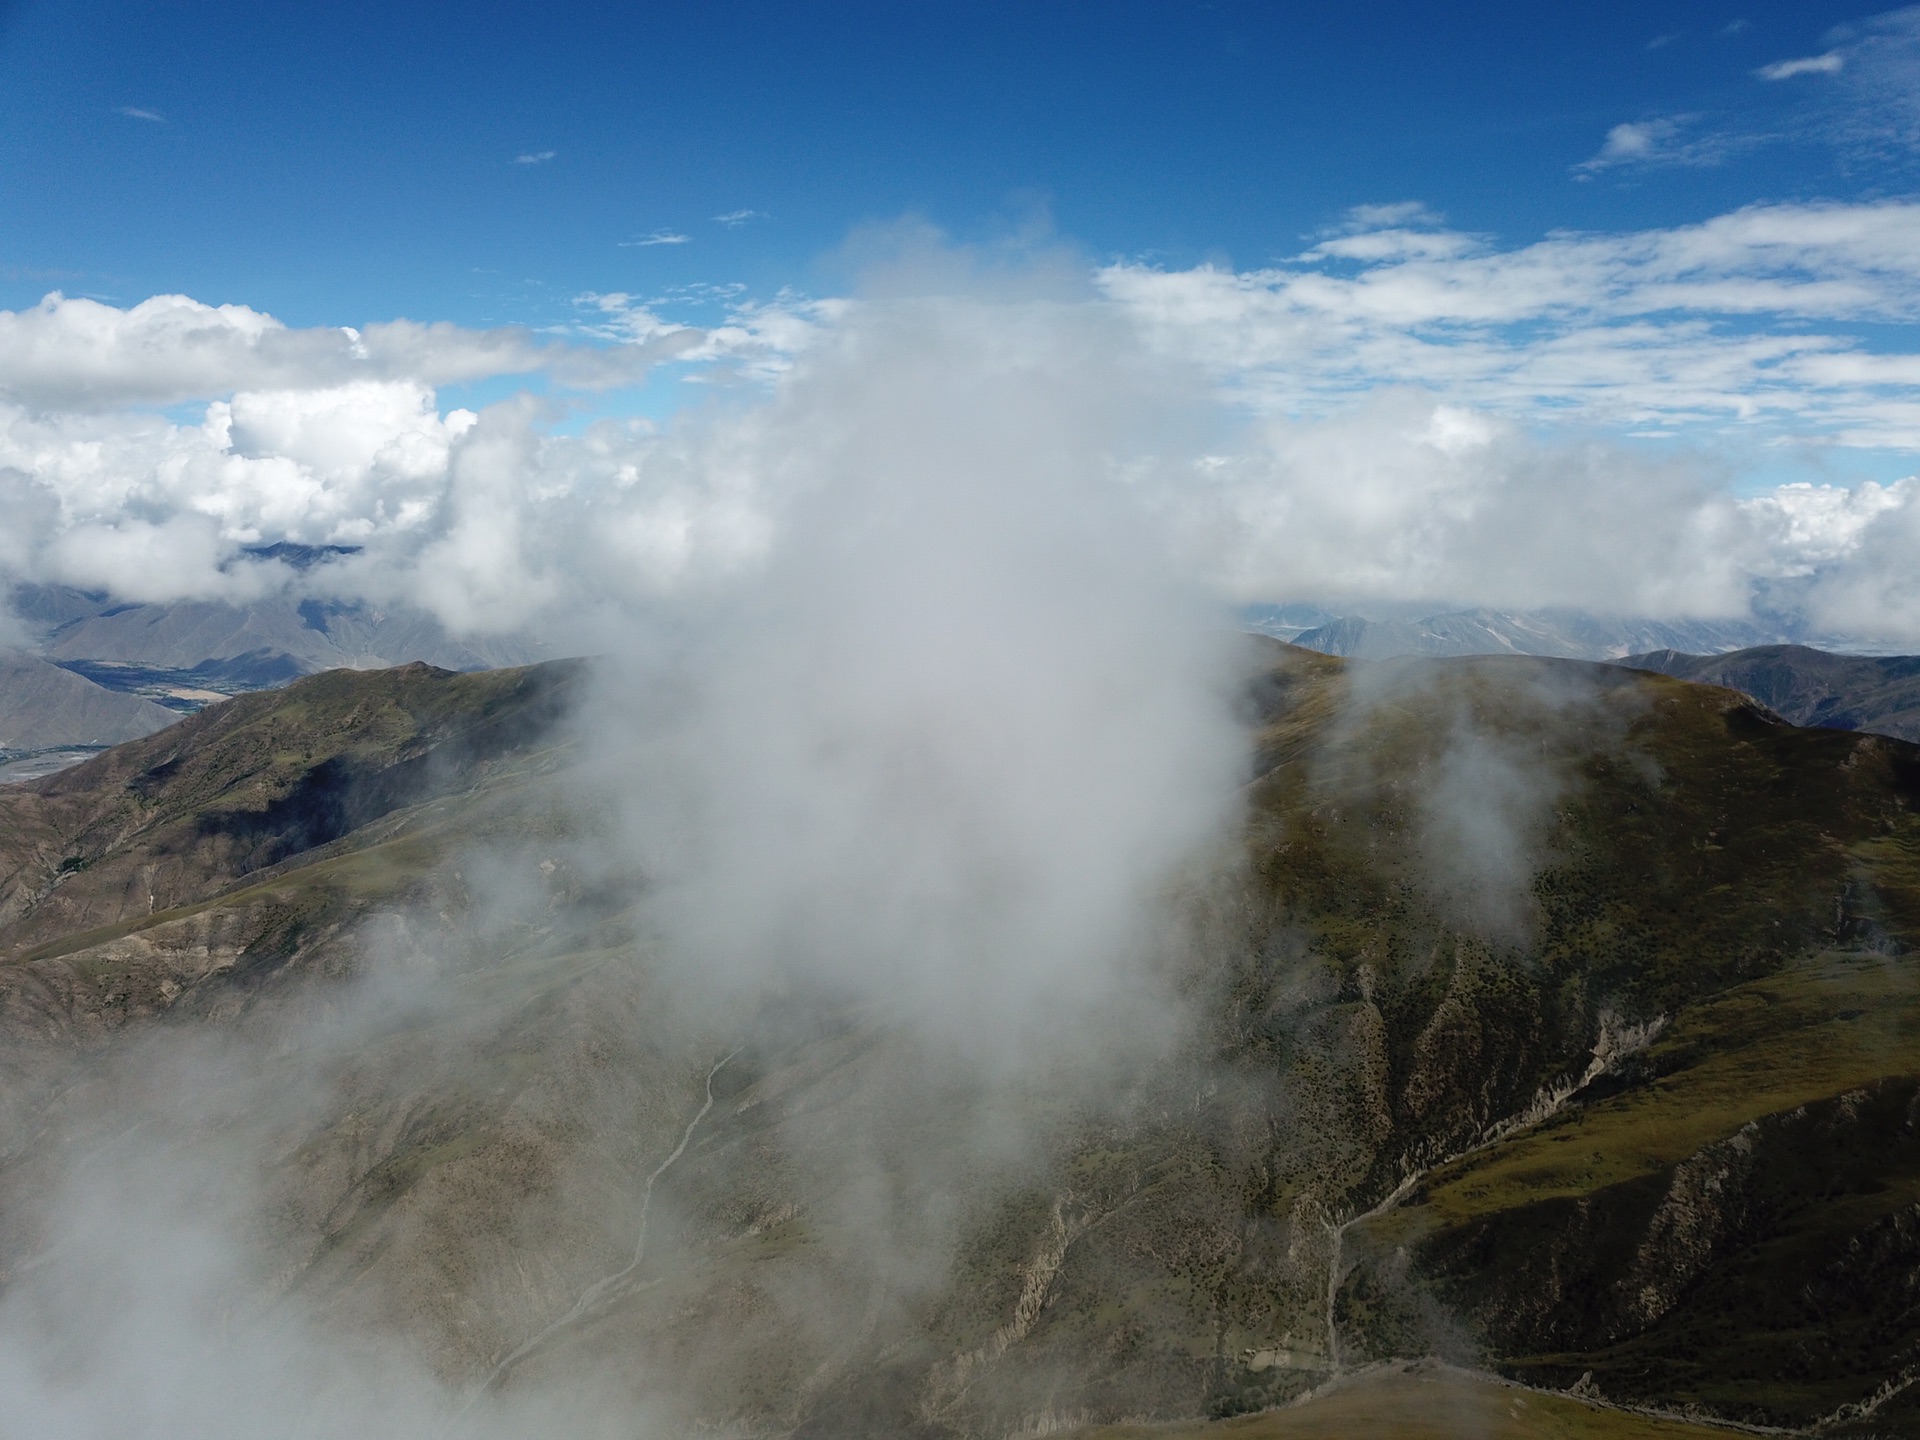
[{"left": 4, "top": 647, "right": 1919, "bottom": 1435}]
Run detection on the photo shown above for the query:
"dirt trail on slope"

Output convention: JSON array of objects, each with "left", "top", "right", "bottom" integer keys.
[{"left": 464, "top": 1048, "right": 740, "bottom": 1402}]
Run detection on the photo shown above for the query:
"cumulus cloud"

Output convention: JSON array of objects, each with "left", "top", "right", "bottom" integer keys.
[
  {"left": 0, "top": 293, "right": 697, "bottom": 411},
  {"left": 594, "top": 293, "right": 1244, "bottom": 1063},
  {"left": 1164, "top": 393, "right": 1759, "bottom": 617},
  {"left": 6, "top": 211, "right": 1920, "bottom": 649}
]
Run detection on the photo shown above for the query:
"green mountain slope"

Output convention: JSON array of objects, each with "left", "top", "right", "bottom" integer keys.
[{"left": 1623, "top": 644, "right": 1920, "bottom": 745}]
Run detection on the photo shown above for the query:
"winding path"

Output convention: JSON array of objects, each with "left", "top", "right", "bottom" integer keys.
[{"left": 463, "top": 1047, "right": 740, "bottom": 1405}]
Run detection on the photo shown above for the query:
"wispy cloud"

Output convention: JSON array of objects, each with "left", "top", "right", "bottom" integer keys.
[
  {"left": 1338, "top": 201, "right": 1440, "bottom": 231},
  {"left": 575, "top": 286, "right": 843, "bottom": 384},
  {"left": 1721, "top": 19, "right": 1750, "bottom": 36},
  {"left": 1757, "top": 51, "right": 1845, "bottom": 80},
  {"left": 712, "top": 209, "right": 766, "bottom": 228},
  {"left": 1100, "top": 198, "right": 1920, "bottom": 449},
  {"left": 1577, "top": 10, "right": 1920, "bottom": 180},
  {"left": 1574, "top": 115, "right": 1740, "bottom": 174},
  {"left": 1818, "top": 6, "right": 1920, "bottom": 158},
  {"left": 512, "top": 150, "right": 556, "bottom": 165},
  {"left": 115, "top": 106, "right": 165, "bottom": 123},
  {"left": 621, "top": 231, "right": 691, "bottom": 247},
  {"left": 1646, "top": 31, "right": 1682, "bottom": 51}
]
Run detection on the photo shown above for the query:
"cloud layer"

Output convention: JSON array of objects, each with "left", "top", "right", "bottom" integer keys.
[
  {"left": 2, "top": 202, "right": 1918, "bottom": 645},
  {"left": 1102, "top": 199, "right": 1920, "bottom": 448}
]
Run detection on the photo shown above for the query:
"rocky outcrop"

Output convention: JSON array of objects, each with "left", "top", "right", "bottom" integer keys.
[{"left": 1377, "top": 1081, "right": 1920, "bottom": 1427}]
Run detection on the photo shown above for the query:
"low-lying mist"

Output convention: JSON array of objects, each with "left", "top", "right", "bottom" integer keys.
[
  {"left": 592, "top": 293, "right": 1248, "bottom": 1064},
  {"left": 0, "top": 284, "right": 1258, "bottom": 1436}
]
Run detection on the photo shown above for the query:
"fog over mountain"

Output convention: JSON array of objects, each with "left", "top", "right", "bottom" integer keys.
[
  {"left": 7, "top": 5, "right": 1920, "bottom": 1434},
  {"left": 0, "top": 262, "right": 1917, "bottom": 1439}
]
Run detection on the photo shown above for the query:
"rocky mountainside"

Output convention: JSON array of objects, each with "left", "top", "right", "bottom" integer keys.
[
  {"left": 1, "top": 647, "right": 1917, "bottom": 1438},
  {"left": 1622, "top": 643, "right": 1920, "bottom": 744}
]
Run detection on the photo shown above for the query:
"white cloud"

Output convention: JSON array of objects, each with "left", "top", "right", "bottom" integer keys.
[
  {"left": 115, "top": 106, "right": 165, "bottom": 123},
  {"left": 1823, "top": 6, "right": 1920, "bottom": 157},
  {"left": 712, "top": 210, "right": 766, "bottom": 227},
  {"left": 1585, "top": 119, "right": 1676, "bottom": 164},
  {"left": 1580, "top": 11, "right": 1920, "bottom": 183},
  {"left": 1574, "top": 115, "right": 1745, "bottom": 173},
  {"left": 512, "top": 150, "right": 557, "bottom": 165},
  {"left": 1757, "top": 51, "right": 1846, "bottom": 80},
  {"left": 575, "top": 289, "right": 844, "bottom": 382},
  {"left": 622, "top": 231, "right": 690, "bottom": 248},
  {"left": 1100, "top": 199, "right": 1920, "bottom": 448},
  {"left": 8, "top": 214, "right": 1920, "bottom": 649},
  {"left": 1167, "top": 393, "right": 1761, "bottom": 616},
  {"left": 0, "top": 292, "right": 696, "bottom": 410},
  {"left": 1339, "top": 201, "right": 1442, "bottom": 229}
]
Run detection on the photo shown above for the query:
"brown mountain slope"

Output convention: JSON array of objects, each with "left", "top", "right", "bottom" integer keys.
[
  {"left": 0, "top": 658, "right": 584, "bottom": 953},
  {"left": 0, "top": 648, "right": 1917, "bottom": 1437}
]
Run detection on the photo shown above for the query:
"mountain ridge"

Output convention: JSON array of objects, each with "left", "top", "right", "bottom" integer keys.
[
  {"left": 0, "top": 650, "right": 178, "bottom": 750},
  {"left": 1621, "top": 643, "right": 1920, "bottom": 745},
  {"left": 1, "top": 647, "right": 1917, "bottom": 1436}
]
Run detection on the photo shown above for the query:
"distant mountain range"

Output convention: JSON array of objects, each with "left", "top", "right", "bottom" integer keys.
[
  {"left": 1241, "top": 606, "right": 1920, "bottom": 746},
  {"left": 0, "top": 651, "right": 177, "bottom": 751},
  {"left": 14, "top": 585, "right": 547, "bottom": 675},
  {"left": 1, "top": 583, "right": 552, "bottom": 775},
  {"left": 9, "top": 584, "right": 1918, "bottom": 780},
  {"left": 1622, "top": 644, "right": 1920, "bottom": 744},
  {"left": 1247, "top": 604, "right": 1822, "bottom": 662}
]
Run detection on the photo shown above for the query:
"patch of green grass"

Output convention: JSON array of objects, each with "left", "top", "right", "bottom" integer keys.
[
  {"left": 1378, "top": 951, "right": 1920, "bottom": 1236},
  {"left": 1067, "top": 1363, "right": 1730, "bottom": 1439}
]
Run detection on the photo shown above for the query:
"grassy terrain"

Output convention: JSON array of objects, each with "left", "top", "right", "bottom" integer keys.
[
  {"left": 0, "top": 658, "right": 584, "bottom": 951},
  {"left": 1380, "top": 950, "right": 1920, "bottom": 1233},
  {"left": 1334, "top": 949, "right": 1920, "bottom": 1424},
  {"left": 1068, "top": 1363, "right": 1732, "bottom": 1440}
]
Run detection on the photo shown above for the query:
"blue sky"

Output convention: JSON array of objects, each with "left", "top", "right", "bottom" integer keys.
[
  {"left": 0, "top": 0, "right": 1895, "bottom": 327},
  {"left": 3, "top": 1, "right": 1920, "bottom": 640}
]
